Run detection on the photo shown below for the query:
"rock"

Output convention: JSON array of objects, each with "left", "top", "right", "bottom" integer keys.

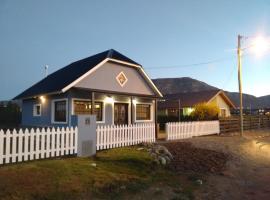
[
  {"left": 164, "top": 155, "right": 171, "bottom": 163},
  {"left": 90, "top": 163, "right": 97, "bottom": 167},
  {"left": 159, "top": 156, "right": 167, "bottom": 165},
  {"left": 196, "top": 179, "right": 203, "bottom": 185},
  {"left": 137, "top": 147, "right": 144, "bottom": 151}
]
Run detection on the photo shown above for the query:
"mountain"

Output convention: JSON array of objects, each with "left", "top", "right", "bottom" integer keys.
[
  {"left": 152, "top": 77, "right": 270, "bottom": 109},
  {"left": 152, "top": 77, "right": 218, "bottom": 95}
]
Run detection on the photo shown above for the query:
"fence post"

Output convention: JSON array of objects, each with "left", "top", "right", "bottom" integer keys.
[{"left": 72, "top": 115, "right": 97, "bottom": 157}]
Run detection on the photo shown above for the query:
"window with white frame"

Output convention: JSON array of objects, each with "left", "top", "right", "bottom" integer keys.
[
  {"left": 33, "top": 104, "right": 41, "bottom": 116},
  {"left": 136, "top": 104, "right": 151, "bottom": 120},
  {"left": 73, "top": 100, "right": 103, "bottom": 121},
  {"left": 53, "top": 99, "right": 67, "bottom": 123}
]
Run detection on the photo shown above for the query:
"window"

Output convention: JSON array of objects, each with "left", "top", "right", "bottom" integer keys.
[
  {"left": 220, "top": 109, "right": 226, "bottom": 118},
  {"left": 136, "top": 104, "right": 151, "bottom": 121},
  {"left": 168, "top": 109, "right": 179, "bottom": 117},
  {"left": 73, "top": 100, "right": 103, "bottom": 121},
  {"left": 53, "top": 100, "right": 67, "bottom": 123},
  {"left": 33, "top": 104, "right": 41, "bottom": 116}
]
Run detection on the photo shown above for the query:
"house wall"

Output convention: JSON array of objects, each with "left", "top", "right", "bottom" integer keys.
[
  {"left": 21, "top": 89, "right": 155, "bottom": 127},
  {"left": 21, "top": 93, "right": 72, "bottom": 127},
  {"left": 74, "top": 62, "right": 155, "bottom": 96},
  {"left": 209, "top": 95, "right": 231, "bottom": 117}
]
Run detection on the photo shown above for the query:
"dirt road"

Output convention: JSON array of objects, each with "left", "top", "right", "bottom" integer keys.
[{"left": 186, "top": 130, "right": 270, "bottom": 200}]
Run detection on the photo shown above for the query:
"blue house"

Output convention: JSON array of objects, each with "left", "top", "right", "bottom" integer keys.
[{"left": 14, "top": 49, "right": 163, "bottom": 128}]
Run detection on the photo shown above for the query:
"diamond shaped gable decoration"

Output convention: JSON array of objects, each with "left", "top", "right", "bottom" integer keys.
[{"left": 116, "top": 71, "right": 128, "bottom": 87}]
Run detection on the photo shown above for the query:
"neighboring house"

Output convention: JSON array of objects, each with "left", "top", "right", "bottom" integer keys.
[
  {"left": 14, "top": 49, "right": 163, "bottom": 127},
  {"left": 158, "top": 90, "right": 236, "bottom": 118}
]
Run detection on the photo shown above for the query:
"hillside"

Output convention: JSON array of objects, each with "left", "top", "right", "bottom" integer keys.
[
  {"left": 152, "top": 77, "right": 218, "bottom": 95},
  {"left": 152, "top": 77, "right": 270, "bottom": 109}
]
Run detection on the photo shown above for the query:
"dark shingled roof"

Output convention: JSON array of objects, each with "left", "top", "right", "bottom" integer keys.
[
  {"left": 158, "top": 90, "right": 225, "bottom": 109},
  {"left": 14, "top": 49, "right": 140, "bottom": 99}
]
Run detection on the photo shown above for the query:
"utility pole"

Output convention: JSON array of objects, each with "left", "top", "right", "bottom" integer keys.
[{"left": 237, "top": 35, "right": 243, "bottom": 136}]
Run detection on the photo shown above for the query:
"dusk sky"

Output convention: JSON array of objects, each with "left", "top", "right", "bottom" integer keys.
[{"left": 0, "top": 0, "right": 270, "bottom": 100}]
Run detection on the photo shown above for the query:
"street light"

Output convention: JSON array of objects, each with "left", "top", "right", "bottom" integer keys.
[{"left": 237, "top": 34, "right": 270, "bottom": 136}]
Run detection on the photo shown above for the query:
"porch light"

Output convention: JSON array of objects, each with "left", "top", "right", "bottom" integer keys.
[
  {"left": 132, "top": 99, "right": 137, "bottom": 105},
  {"left": 104, "top": 96, "right": 114, "bottom": 104},
  {"left": 39, "top": 96, "right": 46, "bottom": 103}
]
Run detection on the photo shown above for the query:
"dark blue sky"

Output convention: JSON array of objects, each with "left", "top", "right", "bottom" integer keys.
[{"left": 1, "top": 0, "right": 270, "bottom": 100}]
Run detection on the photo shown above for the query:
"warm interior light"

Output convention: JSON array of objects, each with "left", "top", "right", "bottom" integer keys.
[
  {"left": 104, "top": 96, "right": 114, "bottom": 104},
  {"left": 39, "top": 96, "right": 46, "bottom": 103},
  {"left": 251, "top": 36, "right": 270, "bottom": 57}
]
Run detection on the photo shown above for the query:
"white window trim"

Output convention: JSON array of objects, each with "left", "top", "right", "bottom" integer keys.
[
  {"left": 33, "top": 104, "right": 41, "bottom": 117},
  {"left": 51, "top": 98, "right": 68, "bottom": 124},
  {"left": 134, "top": 102, "right": 153, "bottom": 123},
  {"left": 71, "top": 98, "right": 105, "bottom": 123}
]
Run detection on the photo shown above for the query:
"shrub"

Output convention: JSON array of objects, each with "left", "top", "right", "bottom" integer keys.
[
  {"left": 0, "top": 102, "right": 21, "bottom": 128},
  {"left": 190, "top": 103, "right": 219, "bottom": 121},
  {"left": 157, "top": 115, "right": 197, "bottom": 130}
]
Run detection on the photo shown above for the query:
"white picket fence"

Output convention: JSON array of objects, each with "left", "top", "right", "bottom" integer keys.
[
  {"left": 166, "top": 121, "right": 220, "bottom": 140},
  {"left": 0, "top": 127, "right": 78, "bottom": 165},
  {"left": 97, "top": 123, "right": 155, "bottom": 150}
]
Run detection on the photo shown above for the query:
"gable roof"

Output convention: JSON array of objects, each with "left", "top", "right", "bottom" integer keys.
[
  {"left": 14, "top": 49, "right": 162, "bottom": 99},
  {"left": 158, "top": 90, "right": 236, "bottom": 109}
]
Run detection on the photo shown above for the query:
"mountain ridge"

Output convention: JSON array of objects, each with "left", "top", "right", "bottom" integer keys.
[{"left": 152, "top": 77, "right": 270, "bottom": 109}]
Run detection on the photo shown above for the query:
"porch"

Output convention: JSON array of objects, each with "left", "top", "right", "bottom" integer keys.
[{"left": 68, "top": 88, "right": 158, "bottom": 127}]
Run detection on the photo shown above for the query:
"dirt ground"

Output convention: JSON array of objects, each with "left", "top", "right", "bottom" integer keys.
[{"left": 182, "top": 130, "right": 270, "bottom": 200}]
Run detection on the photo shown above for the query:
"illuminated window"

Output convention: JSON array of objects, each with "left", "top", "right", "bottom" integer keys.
[
  {"left": 33, "top": 104, "right": 41, "bottom": 116},
  {"left": 168, "top": 109, "right": 179, "bottom": 117},
  {"left": 73, "top": 100, "right": 103, "bottom": 121},
  {"left": 136, "top": 104, "right": 151, "bottom": 120}
]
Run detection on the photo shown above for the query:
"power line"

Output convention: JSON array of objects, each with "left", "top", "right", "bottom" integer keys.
[
  {"left": 221, "top": 64, "right": 237, "bottom": 91},
  {"left": 145, "top": 56, "right": 235, "bottom": 70}
]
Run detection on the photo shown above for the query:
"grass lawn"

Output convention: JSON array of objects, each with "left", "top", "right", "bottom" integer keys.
[{"left": 0, "top": 146, "right": 200, "bottom": 200}]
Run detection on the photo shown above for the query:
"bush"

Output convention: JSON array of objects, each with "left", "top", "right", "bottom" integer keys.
[
  {"left": 0, "top": 102, "right": 21, "bottom": 128},
  {"left": 190, "top": 103, "right": 219, "bottom": 121},
  {"left": 157, "top": 115, "right": 197, "bottom": 130}
]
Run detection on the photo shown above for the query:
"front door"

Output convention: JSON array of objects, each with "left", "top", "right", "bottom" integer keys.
[{"left": 114, "top": 103, "right": 128, "bottom": 125}]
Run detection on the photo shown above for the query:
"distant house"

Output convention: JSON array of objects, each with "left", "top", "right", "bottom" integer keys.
[
  {"left": 14, "top": 49, "right": 162, "bottom": 127},
  {"left": 158, "top": 90, "right": 236, "bottom": 118}
]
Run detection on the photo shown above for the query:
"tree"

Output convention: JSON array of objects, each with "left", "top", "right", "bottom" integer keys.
[{"left": 191, "top": 103, "right": 219, "bottom": 121}]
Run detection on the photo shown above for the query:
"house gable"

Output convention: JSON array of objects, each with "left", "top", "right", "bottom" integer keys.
[{"left": 74, "top": 61, "right": 155, "bottom": 96}]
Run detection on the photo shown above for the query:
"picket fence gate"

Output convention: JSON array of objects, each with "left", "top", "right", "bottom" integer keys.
[
  {"left": 166, "top": 121, "right": 220, "bottom": 140},
  {"left": 97, "top": 123, "right": 155, "bottom": 150},
  {"left": 0, "top": 127, "right": 78, "bottom": 165}
]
